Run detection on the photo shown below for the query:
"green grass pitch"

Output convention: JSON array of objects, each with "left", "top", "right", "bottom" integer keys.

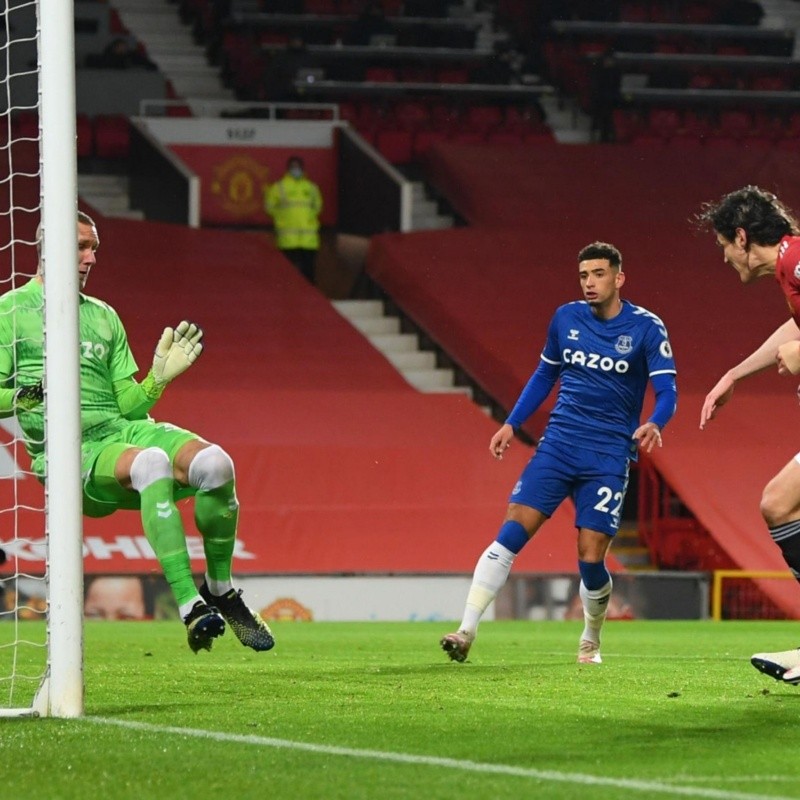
[{"left": 3, "top": 619, "right": 800, "bottom": 799}]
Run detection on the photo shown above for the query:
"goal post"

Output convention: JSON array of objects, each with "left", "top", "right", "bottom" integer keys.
[
  {"left": 38, "top": 0, "right": 84, "bottom": 719},
  {"left": 0, "top": 0, "right": 84, "bottom": 718}
]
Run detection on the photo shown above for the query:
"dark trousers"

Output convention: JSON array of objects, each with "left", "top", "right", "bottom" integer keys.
[{"left": 282, "top": 248, "right": 318, "bottom": 285}]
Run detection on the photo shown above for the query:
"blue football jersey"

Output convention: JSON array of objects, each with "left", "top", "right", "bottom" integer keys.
[{"left": 538, "top": 300, "right": 676, "bottom": 458}]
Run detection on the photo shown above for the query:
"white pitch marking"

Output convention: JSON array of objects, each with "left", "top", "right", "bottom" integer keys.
[{"left": 84, "top": 717, "right": 797, "bottom": 800}]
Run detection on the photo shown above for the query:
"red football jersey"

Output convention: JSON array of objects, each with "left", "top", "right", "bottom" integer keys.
[{"left": 775, "top": 235, "right": 800, "bottom": 323}]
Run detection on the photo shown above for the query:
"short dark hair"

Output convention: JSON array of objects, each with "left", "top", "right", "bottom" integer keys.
[
  {"left": 287, "top": 155, "right": 304, "bottom": 169},
  {"left": 578, "top": 241, "right": 622, "bottom": 270},
  {"left": 695, "top": 185, "right": 800, "bottom": 245}
]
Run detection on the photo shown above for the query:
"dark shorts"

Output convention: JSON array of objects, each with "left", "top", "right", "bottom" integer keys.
[{"left": 508, "top": 441, "right": 630, "bottom": 536}]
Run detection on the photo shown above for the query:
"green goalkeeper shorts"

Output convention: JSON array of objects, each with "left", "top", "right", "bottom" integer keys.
[{"left": 76, "top": 419, "right": 201, "bottom": 518}]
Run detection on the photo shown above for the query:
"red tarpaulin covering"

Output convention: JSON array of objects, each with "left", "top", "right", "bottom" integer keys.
[
  {"left": 367, "top": 142, "right": 800, "bottom": 615},
  {"left": 1, "top": 216, "right": 596, "bottom": 576}
]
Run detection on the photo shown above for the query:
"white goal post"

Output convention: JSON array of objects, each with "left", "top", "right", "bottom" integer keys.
[{"left": 0, "top": 0, "right": 84, "bottom": 718}]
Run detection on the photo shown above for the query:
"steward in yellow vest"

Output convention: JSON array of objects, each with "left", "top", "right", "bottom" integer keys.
[{"left": 265, "top": 155, "right": 323, "bottom": 284}]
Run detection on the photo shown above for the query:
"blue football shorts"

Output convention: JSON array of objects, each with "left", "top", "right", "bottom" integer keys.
[{"left": 508, "top": 441, "right": 630, "bottom": 536}]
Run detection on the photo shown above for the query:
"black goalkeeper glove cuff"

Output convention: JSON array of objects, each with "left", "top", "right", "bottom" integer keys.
[{"left": 15, "top": 382, "right": 43, "bottom": 412}]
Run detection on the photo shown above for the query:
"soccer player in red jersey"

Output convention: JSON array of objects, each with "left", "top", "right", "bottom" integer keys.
[{"left": 698, "top": 185, "right": 800, "bottom": 684}]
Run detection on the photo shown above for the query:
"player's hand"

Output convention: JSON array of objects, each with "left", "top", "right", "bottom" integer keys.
[
  {"left": 14, "top": 381, "right": 43, "bottom": 412},
  {"left": 490, "top": 423, "right": 514, "bottom": 460},
  {"left": 151, "top": 320, "right": 204, "bottom": 386},
  {"left": 699, "top": 374, "right": 735, "bottom": 430},
  {"left": 633, "top": 421, "right": 662, "bottom": 453},
  {"left": 777, "top": 341, "right": 800, "bottom": 376}
]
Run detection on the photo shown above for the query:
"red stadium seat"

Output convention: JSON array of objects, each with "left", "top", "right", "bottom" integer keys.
[
  {"left": 669, "top": 132, "right": 704, "bottom": 148},
  {"left": 449, "top": 130, "right": 485, "bottom": 145},
  {"left": 375, "top": 129, "right": 413, "bottom": 164},
  {"left": 466, "top": 105, "right": 504, "bottom": 134},
  {"left": 76, "top": 114, "right": 93, "bottom": 158},
  {"left": 718, "top": 110, "right": 752, "bottom": 139},
  {"left": 436, "top": 68, "right": 470, "bottom": 84},
  {"left": 486, "top": 130, "right": 524, "bottom": 146},
  {"left": 11, "top": 111, "right": 38, "bottom": 140},
  {"left": 394, "top": 100, "right": 430, "bottom": 131},
  {"left": 412, "top": 128, "right": 448, "bottom": 158},
  {"left": 93, "top": 115, "right": 130, "bottom": 160},
  {"left": 612, "top": 108, "right": 643, "bottom": 143},
  {"left": 648, "top": 108, "right": 682, "bottom": 139},
  {"left": 365, "top": 67, "right": 397, "bottom": 83}
]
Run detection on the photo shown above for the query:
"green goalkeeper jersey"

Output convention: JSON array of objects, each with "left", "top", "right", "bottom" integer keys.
[{"left": 0, "top": 278, "right": 139, "bottom": 458}]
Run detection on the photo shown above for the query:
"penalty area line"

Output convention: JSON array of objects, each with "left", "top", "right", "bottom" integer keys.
[{"left": 86, "top": 716, "right": 792, "bottom": 800}]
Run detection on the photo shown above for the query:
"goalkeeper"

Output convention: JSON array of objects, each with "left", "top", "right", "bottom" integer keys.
[{"left": 0, "top": 210, "right": 274, "bottom": 655}]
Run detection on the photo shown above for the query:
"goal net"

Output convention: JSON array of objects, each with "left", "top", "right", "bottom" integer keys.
[{"left": 0, "top": 0, "right": 83, "bottom": 718}]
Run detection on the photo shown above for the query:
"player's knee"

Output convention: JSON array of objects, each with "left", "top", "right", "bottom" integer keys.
[
  {"left": 188, "top": 443, "right": 235, "bottom": 491},
  {"left": 760, "top": 485, "right": 793, "bottom": 527},
  {"left": 129, "top": 447, "right": 172, "bottom": 492}
]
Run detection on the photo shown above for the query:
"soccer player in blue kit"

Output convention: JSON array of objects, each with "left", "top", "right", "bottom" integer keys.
[{"left": 441, "top": 242, "right": 678, "bottom": 664}]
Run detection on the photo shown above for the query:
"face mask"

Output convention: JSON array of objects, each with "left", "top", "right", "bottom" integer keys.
[{"left": 289, "top": 166, "right": 304, "bottom": 179}]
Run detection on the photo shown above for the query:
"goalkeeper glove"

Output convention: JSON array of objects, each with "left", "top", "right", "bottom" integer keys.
[
  {"left": 14, "top": 381, "right": 43, "bottom": 412},
  {"left": 142, "top": 321, "right": 204, "bottom": 399}
]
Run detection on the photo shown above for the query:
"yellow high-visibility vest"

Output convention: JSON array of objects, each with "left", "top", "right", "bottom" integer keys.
[{"left": 265, "top": 174, "right": 323, "bottom": 250}]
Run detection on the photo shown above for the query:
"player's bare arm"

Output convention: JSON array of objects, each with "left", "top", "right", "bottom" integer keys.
[
  {"left": 700, "top": 318, "right": 800, "bottom": 429},
  {"left": 777, "top": 339, "right": 800, "bottom": 375},
  {"left": 489, "top": 423, "right": 514, "bottom": 460},
  {"left": 633, "top": 421, "right": 662, "bottom": 453}
]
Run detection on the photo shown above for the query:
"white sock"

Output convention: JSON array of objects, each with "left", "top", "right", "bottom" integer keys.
[
  {"left": 459, "top": 542, "right": 517, "bottom": 636},
  {"left": 579, "top": 579, "right": 612, "bottom": 645},
  {"left": 179, "top": 595, "right": 204, "bottom": 621},
  {"left": 205, "top": 574, "right": 233, "bottom": 596}
]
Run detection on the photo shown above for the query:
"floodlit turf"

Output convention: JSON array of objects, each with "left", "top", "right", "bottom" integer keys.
[{"left": 3, "top": 620, "right": 800, "bottom": 799}]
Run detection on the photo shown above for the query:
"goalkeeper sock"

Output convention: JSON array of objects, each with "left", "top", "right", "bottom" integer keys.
[
  {"left": 139, "top": 479, "right": 198, "bottom": 608},
  {"left": 190, "top": 446, "right": 238, "bottom": 595},
  {"left": 459, "top": 541, "right": 517, "bottom": 635},
  {"left": 194, "top": 481, "right": 238, "bottom": 595}
]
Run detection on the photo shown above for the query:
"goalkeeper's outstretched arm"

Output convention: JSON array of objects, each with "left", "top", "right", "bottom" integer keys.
[{"left": 116, "top": 321, "right": 204, "bottom": 419}]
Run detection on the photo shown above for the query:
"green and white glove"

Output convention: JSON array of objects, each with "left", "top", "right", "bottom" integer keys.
[{"left": 142, "top": 321, "right": 204, "bottom": 398}]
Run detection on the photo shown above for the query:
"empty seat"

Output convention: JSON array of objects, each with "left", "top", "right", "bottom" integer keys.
[
  {"left": 466, "top": 105, "right": 503, "bottom": 134},
  {"left": 394, "top": 100, "right": 430, "bottom": 131},
  {"left": 412, "top": 128, "right": 448, "bottom": 158},
  {"left": 436, "top": 68, "right": 470, "bottom": 84},
  {"left": 11, "top": 111, "right": 38, "bottom": 140},
  {"left": 76, "top": 114, "right": 93, "bottom": 158},
  {"left": 93, "top": 115, "right": 130, "bottom": 160},
  {"left": 718, "top": 110, "right": 752, "bottom": 138},
  {"left": 375, "top": 129, "right": 413, "bottom": 164},
  {"left": 648, "top": 108, "right": 681, "bottom": 138},
  {"left": 365, "top": 66, "right": 397, "bottom": 82}
]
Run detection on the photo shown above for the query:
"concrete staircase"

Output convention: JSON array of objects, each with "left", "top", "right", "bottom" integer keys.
[
  {"left": 110, "top": 0, "right": 235, "bottom": 104},
  {"left": 410, "top": 182, "right": 455, "bottom": 231},
  {"left": 611, "top": 525, "right": 656, "bottom": 571},
  {"left": 77, "top": 174, "right": 144, "bottom": 221},
  {"left": 332, "top": 299, "right": 476, "bottom": 397}
]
